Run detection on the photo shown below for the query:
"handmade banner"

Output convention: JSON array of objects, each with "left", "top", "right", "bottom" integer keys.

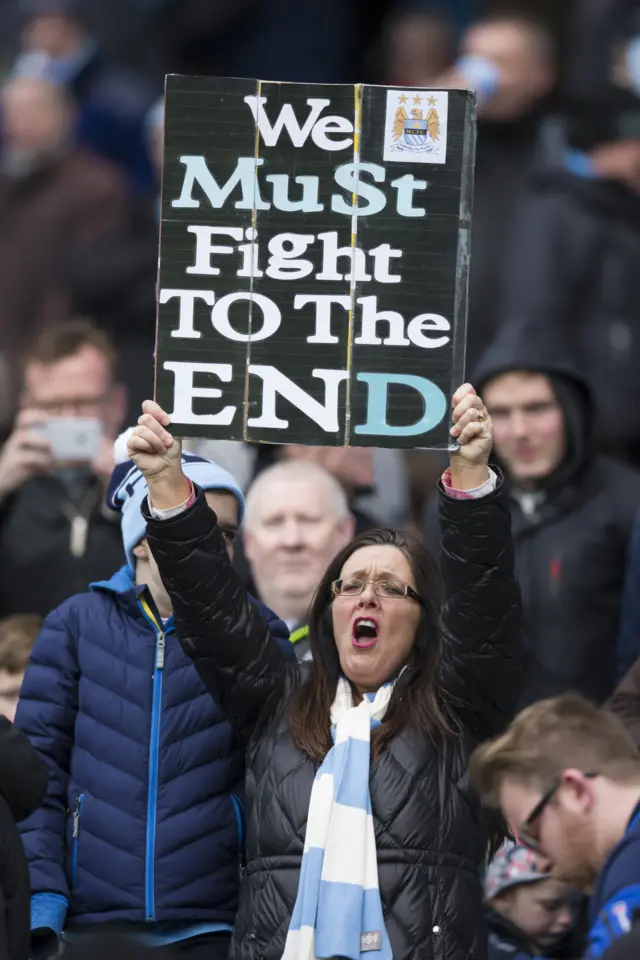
[{"left": 156, "top": 75, "right": 476, "bottom": 448}]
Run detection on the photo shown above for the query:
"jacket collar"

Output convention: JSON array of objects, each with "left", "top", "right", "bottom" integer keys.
[{"left": 90, "top": 565, "right": 173, "bottom": 628}]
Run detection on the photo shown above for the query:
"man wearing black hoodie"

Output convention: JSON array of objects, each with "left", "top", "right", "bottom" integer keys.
[{"left": 424, "top": 323, "right": 640, "bottom": 708}]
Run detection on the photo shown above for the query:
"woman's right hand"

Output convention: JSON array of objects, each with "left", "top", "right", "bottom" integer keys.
[{"left": 128, "top": 401, "right": 191, "bottom": 507}]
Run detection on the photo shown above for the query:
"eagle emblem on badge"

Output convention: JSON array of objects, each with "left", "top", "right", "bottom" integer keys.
[
  {"left": 392, "top": 96, "right": 440, "bottom": 146},
  {"left": 383, "top": 90, "right": 449, "bottom": 164}
]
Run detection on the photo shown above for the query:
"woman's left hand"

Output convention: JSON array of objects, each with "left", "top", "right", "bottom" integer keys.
[{"left": 449, "top": 383, "right": 492, "bottom": 486}]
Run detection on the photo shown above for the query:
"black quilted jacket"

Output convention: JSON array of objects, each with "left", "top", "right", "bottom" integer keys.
[{"left": 144, "top": 476, "right": 522, "bottom": 960}]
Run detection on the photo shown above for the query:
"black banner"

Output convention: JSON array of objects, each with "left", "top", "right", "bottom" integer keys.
[{"left": 156, "top": 75, "right": 476, "bottom": 448}]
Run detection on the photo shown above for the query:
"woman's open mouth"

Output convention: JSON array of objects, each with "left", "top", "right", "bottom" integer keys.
[{"left": 352, "top": 617, "right": 379, "bottom": 649}]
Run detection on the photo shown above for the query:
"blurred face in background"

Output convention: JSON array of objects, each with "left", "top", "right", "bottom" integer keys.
[
  {"left": 483, "top": 371, "right": 566, "bottom": 488},
  {"left": 22, "top": 345, "right": 126, "bottom": 441},
  {"left": 461, "top": 19, "right": 555, "bottom": 122},
  {"left": 245, "top": 471, "right": 355, "bottom": 623},
  {"left": 1, "top": 76, "right": 73, "bottom": 175},
  {"left": 22, "top": 14, "right": 85, "bottom": 58},
  {"left": 385, "top": 13, "right": 454, "bottom": 87}
]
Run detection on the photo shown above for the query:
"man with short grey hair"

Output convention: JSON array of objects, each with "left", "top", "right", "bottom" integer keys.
[{"left": 244, "top": 460, "right": 355, "bottom": 659}]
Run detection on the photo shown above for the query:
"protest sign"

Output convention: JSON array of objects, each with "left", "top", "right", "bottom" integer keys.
[{"left": 156, "top": 75, "right": 476, "bottom": 448}]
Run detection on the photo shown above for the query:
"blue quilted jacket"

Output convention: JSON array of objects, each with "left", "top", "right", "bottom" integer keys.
[{"left": 14, "top": 565, "right": 292, "bottom": 934}]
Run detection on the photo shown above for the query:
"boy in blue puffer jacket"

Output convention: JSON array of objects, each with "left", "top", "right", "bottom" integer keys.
[{"left": 14, "top": 440, "right": 294, "bottom": 960}]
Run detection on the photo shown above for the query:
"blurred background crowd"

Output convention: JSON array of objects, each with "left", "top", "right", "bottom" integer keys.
[{"left": 2, "top": 0, "right": 640, "bottom": 956}]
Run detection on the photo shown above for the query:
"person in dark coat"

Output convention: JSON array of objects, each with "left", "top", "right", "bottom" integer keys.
[
  {"left": 0, "top": 72, "right": 127, "bottom": 388},
  {"left": 496, "top": 1, "right": 640, "bottom": 465},
  {"left": 126, "top": 385, "right": 522, "bottom": 960},
  {"left": 425, "top": 322, "right": 640, "bottom": 708},
  {"left": 0, "top": 715, "right": 48, "bottom": 960},
  {"left": 15, "top": 447, "right": 294, "bottom": 959},
  {"left": 436, "top": 14, "right": 557, "bottom": 372},
  {"left": 0, "top": 321, "right": 127, "bottom": 618},
  {"left": 18, "top": 0, "right": 156, "bottom": 195}
]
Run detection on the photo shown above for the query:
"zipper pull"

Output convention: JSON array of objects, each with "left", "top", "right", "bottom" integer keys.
[
  {"left": 156, "top": 633, "right": 165, "bottom": 670},
  {"left": 72, "top": 797, "right": 81, "bottom": 837}
]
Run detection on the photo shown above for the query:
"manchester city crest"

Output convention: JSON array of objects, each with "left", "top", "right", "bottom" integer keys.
[{"left": 383, "top": 90, "right": 449, "bottom": 164}]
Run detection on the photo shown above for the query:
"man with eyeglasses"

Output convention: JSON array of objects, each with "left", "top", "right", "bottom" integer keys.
[
  {"left": 469, "top": 693, "right": 640, "bottom": 958},
  {"left": 0, "top": 318, "right": 127, "bottom": 617}
]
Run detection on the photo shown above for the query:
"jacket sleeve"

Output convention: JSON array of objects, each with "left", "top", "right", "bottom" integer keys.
[
  {"left": 144, "top": 488, "right": 288, "bottom": 745},
  {"left": 438, "top": 473, "right": 522, "bottom": 743},
  {"left": 0, "top": 717, "right": 47, "bottom": 824},
  {"left": 255, "top": 602, "right": 296, "bottom": 663},
  {"left": 14, "top": 606, "right": 81, "bottom": 930}
]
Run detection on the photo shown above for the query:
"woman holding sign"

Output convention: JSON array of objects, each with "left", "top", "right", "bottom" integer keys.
[{"left": 128, "top": 384, "right": 522, "bottom": 960}]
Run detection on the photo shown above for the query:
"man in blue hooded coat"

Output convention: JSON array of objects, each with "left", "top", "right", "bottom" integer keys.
[{"left": 14, "top": 443, "right": 293, "bottom": 959}]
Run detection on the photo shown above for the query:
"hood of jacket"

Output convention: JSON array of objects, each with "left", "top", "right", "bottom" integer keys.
[
  {"left": 90, "top": 564, "right": 294, "bottom": 656},
  {"left": 473, "top": 320, "right": 595, "bottom": 495}
]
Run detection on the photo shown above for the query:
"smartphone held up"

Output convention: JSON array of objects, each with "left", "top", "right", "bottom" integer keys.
[{"left": 31, "top": 417, "right": 103, "bottom": 463}]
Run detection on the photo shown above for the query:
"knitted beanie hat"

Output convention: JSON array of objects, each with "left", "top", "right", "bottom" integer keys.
[
  {"left": 106, "top": 427, "right": 245, "bottom": 567},
  {"left": 484, "top": 842, "right": 549, "bottom": 901}
]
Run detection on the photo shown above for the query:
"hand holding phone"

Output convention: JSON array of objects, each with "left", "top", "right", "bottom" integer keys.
[
  {"left": 0, "top": 409, "right": 53, "bottom": 503},
  {"left": 32, "top": 417, "right": 104, "bottom": 463}
]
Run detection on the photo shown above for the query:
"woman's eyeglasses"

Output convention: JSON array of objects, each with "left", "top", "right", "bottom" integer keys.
[
  {"left": 518, "top": 771, "right": 599, "bottom": 852},
  {"left": 331, "top": 578, "right": 424, "bottom": 605}
]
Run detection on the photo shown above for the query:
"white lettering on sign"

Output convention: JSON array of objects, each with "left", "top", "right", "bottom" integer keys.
[
  {"left": 172, "top": 156, "right": 269, "bottom": 211},
  {"left": 183, "top": 228, "right": 402, "bottom": 284},
  {"left": 247, "top": 367, "right": 348, "bottom": 430},
  {"left": 159, "top": 289, "right": 214, "bottom": 340},
  {"left": 244, "top": 96, "right": 354, "bottom": 150},
  {"left": 163, "top": 361, "right": 348, "bottom": 433},
  {"left": 160, "top": 286, "right": 451, "bottom": 350},
  {"left": 171, "top": 158, "right": 428, "bottom": 218},
  {"left": 163, "top": 361, "right": 236, "bottom": 425}
]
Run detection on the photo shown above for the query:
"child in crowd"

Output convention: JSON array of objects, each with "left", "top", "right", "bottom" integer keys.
[
  {"left": 0, "top": 614, "right": 42, "bottom": 720},
  {"left": 485, "top": 843, "right": 576, "bottom": 960}
]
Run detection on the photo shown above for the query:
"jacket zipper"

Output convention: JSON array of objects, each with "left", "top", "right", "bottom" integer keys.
[
  {"left": 139, "top": 597, "right": 172, "bottom": 922},
  {"left": 230, "top": 794, "right": 246, "bottom": 878},
  {"left": 71, "top": 794, "right": 84, "bottom": 887}
]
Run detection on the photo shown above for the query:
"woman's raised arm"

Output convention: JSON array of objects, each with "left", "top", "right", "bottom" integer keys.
[
  {"left": 130, "top": 401, "right": 289, "bottom": 744},
  {"left": 438, "top": 385, "right": 523, "bottom": 743}
]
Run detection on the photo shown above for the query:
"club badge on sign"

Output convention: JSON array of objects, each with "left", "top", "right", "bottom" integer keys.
[{"left": 383, "top": 90, "right": 449, "bottom": 164}]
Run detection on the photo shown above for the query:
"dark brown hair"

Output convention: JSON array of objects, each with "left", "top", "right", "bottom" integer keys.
[
  {"left": 288, "top": 528, "right": 455, "bottom": 761},
  {"left": 469, "top": 693, "right": 640, "bottom": 807},
  {"left": 24, "top": 319, "right": 118, "bottom": 380}
]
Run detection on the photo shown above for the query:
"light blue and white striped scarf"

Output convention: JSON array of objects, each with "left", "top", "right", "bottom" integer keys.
[{"left": 282, "top": 677, "right": 395, "bottom": 960}]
